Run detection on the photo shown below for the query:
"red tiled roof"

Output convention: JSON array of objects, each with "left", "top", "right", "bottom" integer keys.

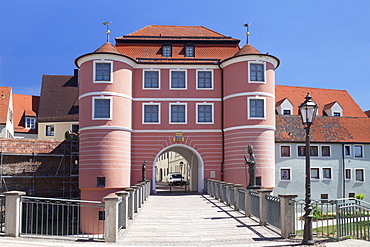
[
  {"left": 121, "top": 25, "right": 233, "bottom": 38},
  {"left": 38, "top": 74, "right": 79, "bottom": 122},
  {"left": 275, "top": 85, "right": 366, "bottom": 118},
  {"left": 94, "top": 42, "right": 120, "bottom": 54},
  {"left": 115, "top": 43, "right": 240, "bottom": 62},
  {"left": 13, "top": 94, "right": 40, "bottom": 133},
  {"left": 0, "top": 87, "right": 11, "bottom": 124},
  {"left": 234, "top": 44, "right": 261, "bottom": 56},
  {"left": 276, "top": 115, "right": 370, "bottom": 143}
]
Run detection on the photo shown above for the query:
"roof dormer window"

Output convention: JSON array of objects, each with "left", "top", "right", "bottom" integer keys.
[
  {"left": 276, "top": 98, "right": 293, "bottom": 115},
  {"left": 162, "top": 45, "right": 172, "bottom": 57},
  {"left": 185, "top": 45, "right": 194, "bottom": 57},
  {"left": 324, "top": 101, "right": 343, "bottom": 117}
]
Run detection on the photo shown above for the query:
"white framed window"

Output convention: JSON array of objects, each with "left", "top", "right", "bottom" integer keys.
[
  {"left": 142, "top": 103, "right": 160, "bottom": 124},
  {"left": 280, "top": 145, "right": 291, "bottom": 157},
  {"left": 196, "top": 103, "right": 214, "bottom": 124},
  {"left": 355, "top": 169, "right": 364, "bottom": 182},
  {"left": 93, "top": 60, "right": 113, "bottom": 83},
  {"left": 323, "top": 168, "right": 332, "bottom": 179},
  {"left": 170, "top": 103, "right": 187, "bottom": 124},
  {"left": 170, "top": 70, "right": 187, "bottom": 89},
  {"left": 185, "top": 45, "right": 194, "bottom": 57},
  {"left": 248, "top": 97, "right": 266, "bottom": 119},
  {"left": 196, "top": 70, "right": 213, "bottom": 89},
  {"left": 248, "top": 61, "right": 266, "bottom": 83},
  {"left": 354, "top": 145, "right": 363, "bottom": 158},
  {"left": 143, "top": 69, "right": 160, "bottom": 89},
  {"left": 311, "top": 168, "right": 319, "bottom": 179},
  {"left": 45, "top": 125, "right": 55, "bottom": 136},
  {"left": 71, "top": 124, "right": 79, "bottom": 134},
  {"left": 92, "top": 96, "right": 112, "bottom": 120},
  {"left": 25, "top": 117, "right": 36, "bottom": 129},
  {"left": 344, "top": 145, "right": 351, "bottom": 156},
  {"left": 345, "top": 168, "right": 351, "bottom": 180},
  {"left": 321, "top": 145, "right": 331, "bottom": 157},
  {"left": 280, "top": 168, "right": 291, "bottom": 181},
  {"left": 298, "top": 145, "right": 319, "bottom": 157}
]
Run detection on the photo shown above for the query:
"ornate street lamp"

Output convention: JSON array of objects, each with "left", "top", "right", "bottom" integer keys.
[{"left": 299, "top": 93, "right": 318, "bottom": 245}]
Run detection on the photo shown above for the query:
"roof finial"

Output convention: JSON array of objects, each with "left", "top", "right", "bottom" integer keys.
[
  {"left": 102, "top": 22, "right": 112, "bottom": 43},
  {"left": 243, "top": 22, "right": 252, "bottom": 45}
]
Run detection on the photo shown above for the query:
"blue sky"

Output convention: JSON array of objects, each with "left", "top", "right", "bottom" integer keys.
[{"left": 1, "top": 0, "right": 369, "bottom": 111}]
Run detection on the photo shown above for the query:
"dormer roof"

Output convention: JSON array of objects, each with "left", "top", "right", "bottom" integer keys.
[
  {"left": 323, "top": 101, "right": 342, "bottom": 110},
  {"left": 13, "top": 94, "right": 39, "bottom": 133},
  {"left": 275, "top": 98, "right": 294, "bottom": 107}
]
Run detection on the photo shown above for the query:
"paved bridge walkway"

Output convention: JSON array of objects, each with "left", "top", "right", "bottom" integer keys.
[{"left": 118, "top": 192, "right": 300, "bottom": 246}]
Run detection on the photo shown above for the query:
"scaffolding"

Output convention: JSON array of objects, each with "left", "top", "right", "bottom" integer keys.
[{"left": 0, "top": 139, "right": 79, "bottom": 199}]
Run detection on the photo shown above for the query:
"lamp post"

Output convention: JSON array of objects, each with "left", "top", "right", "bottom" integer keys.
[
  {"left": 299, "top": 93, "right": 318, "bottom": 245},
  {"left": 180, "top": 161, "right": 184, "bottom": 186}
]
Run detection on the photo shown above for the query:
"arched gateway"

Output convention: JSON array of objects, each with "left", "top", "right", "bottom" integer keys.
[{"left": 152, "top": 144, "right": 204, "bottom": 193}]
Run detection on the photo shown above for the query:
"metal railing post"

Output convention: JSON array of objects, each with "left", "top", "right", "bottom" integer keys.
[
  {"left": 4, "top": 191, "right": 26, "bottom": 237},
  {"left": 234, "top": 184, "right": 243, "bottom": 211},
  {"left": 258, "top": 189, "right": 272, "bottom": 226},
  {"left": 124, "top": 188, "right": 135, "bottom": 220},
  {"left": 278, "top": 193, "right": 298, "bottom": 239}
]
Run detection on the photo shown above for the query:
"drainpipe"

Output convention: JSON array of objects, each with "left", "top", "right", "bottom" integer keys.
[
  {"left": 218, "top": 63, "right": 225, "bottom": 181},
  {"left": 342, "top": 144, "right": 345, "bottom": 198}
]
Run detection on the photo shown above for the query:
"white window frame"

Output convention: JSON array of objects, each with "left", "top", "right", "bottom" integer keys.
[
  {"left": 143, "top": 69, "right": 161, "bottom": 90},
  {"left": 169, "top": 103, "right": 187, "bottom": 124},
  {"left": 322, "top": 168, "right": 332, "bottom": 180},
  {"left": 92, "top": 96, "right": 112, "bottom": 120},
  {"left": 345, "top": 168, "right": 351, "bottom": 180},
  {"left": 247, "top": 96, "right": 266, "bottom": 120},
  {"left": 355, "top": 168, "right": 365, "bottom": 182},
  {"left": 280, "top": 168, "right": 291, "bottom": 181},
  {"left": 311, "top": 167, "right": 320, "bottom": 180},
  {"left": 297, "top": 145, "right": 319, "bottom": 157},
  {"left": 321, "top": 145, "right": 331, "bottom": 157},
  {"left": 25, "top": 116, "right": 36, "bottom": 129},
  {"left": 248, "top": 61, "right": 266, "bottom": 84},
  {"left": 170, "top": 69, "right": 187, "bottom": 90},
  {"left": 280, "top": 145, "right": 291, "bottom": 158},
  {"left": 45, "top": 124, "right": 55, "bottom": 137},
  {"left": 354, "top": 145, "right": 364, "bottom": 159},
  {"left": 93, "top": 60, "right": 113, "bottom": 83},
  {"left": 344, "top": 145, "right": 351, "bottom": 157},
  {"left": 142, "top": 103, "right": 161, "bottom": 124},
  {"left": 196, "top": 69, "right": 214, "bottom": 90},
  {"left": 196, "top": 103, "right": 214, "bottom": 124}
]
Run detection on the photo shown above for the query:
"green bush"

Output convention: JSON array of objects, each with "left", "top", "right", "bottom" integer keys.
[{"left": 355, "top": 193, "right": 365, "bottom": 200}]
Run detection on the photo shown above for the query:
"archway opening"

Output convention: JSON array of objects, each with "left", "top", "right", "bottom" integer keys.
[{"left": 152, "top": 144, "right": 203, "bottom": 194}]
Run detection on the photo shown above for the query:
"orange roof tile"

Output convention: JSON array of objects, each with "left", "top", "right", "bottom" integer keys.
[
  {"left": 234, "top": 44, "right": 261, "bottom": 56},
  {"left": 12, "top": 94, "right": 40, "bottom": 133},
  {"left": 275, "top": 85, "right": 366, "bottom": 118},
  {"left": 276, "top": 115, "right": 370, "bottom": 143},
  {"left": 94, "top": 42, "right": 121, "bottom": 54},
  {"left": 0, "top": 87, "right": 11, "bottom": 124},
  {"left": 123, "top": 25, "right": 230, "bottom": 38}
]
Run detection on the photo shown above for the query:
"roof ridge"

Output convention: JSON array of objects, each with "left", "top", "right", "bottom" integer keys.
[{"left": 276, "top": 84, "right": 347, "bottom": 92}]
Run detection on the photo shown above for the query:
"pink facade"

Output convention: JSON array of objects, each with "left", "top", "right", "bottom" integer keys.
[{"left": 75, "top": 26, "right": 280, "bottom": 205}]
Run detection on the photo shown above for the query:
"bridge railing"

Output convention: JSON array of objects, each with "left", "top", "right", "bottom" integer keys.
[
  {"left": 2, "top": 180, "right": 151, "bottom": 243},
  {"left": 204, "top": 179, "right": 297, "bottom": 239}
]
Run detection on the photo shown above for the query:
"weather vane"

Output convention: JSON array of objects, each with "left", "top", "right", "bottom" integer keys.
[
  {"left": 102, "top": 22, "right": 112, "bottom": 43},
  {"left": 243, "top": 22, "right": 252, "bottom": 45}
]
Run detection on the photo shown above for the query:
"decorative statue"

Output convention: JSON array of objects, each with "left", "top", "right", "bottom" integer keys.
[
  {"left": 244, "top": 145, "right": 256, "bottom": 187},
  {"left": 142, "top": 160, "right": 146, "bottom": 181}
]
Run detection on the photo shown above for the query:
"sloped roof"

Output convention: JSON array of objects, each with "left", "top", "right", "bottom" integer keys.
[
  {"left": 118, "top": 25, "right": 237, "bottom": 40},
  {"left": 276, "top": 115, "right": 370, "bottom": 143},
  {"left": 275, "top": 85, "right": 366, "bottom": 118},
  {"left": 365, "top": 110, "right": 370, "bottom": 117},
  {"left": 13, "top": 94, "right": 40, "bottom": 133},
  {"left": 38, "top": 74, "right": 79, "bottom": 122},
  {"left": 234, "top": 44, "right": 261, "bottom": 56},
  {"left": 0, "top": 87, "right": 11, "bottom": 124},
  {"left": 94, "top": 42, "right": 120, "bottom": 54}
]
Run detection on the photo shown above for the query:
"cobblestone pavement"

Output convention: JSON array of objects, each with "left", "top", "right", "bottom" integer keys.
[{"left": 0, "top": 193, "right": 368, "bottom": 246}]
